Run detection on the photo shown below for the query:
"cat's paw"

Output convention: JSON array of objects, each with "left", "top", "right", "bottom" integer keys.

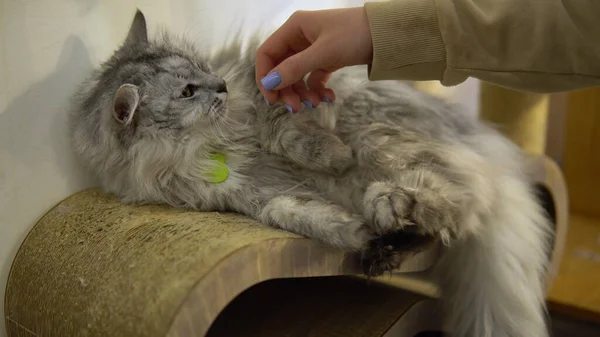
[
  {"left": 301, "top": 140, "right": 353, "bottom": 175},
  {"left": 324, "top": 212, "right": 374, "bottom": 250},
  {"left": 363, "top": 182, "right": 415, "bottom": 233},
  {"left": 363, "top": 181, "right": 462, "bottom": 244},
  {"left": 328, "top": 143, "right": 353, "bottom": 174},
  {"left": 409, "top": 187, "right": 464, "bottom": 243},
  {"left": 361, "top": 228, "right": 435, "bottom": 276},
  {"left": 278, "top": 124, "right": 353, "bottom": 175},
  {"left": 261, "top": 195, "right": 372, "bottom": 251}
]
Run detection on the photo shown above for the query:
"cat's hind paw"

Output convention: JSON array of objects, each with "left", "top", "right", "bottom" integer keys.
[
  {"left": 363, "top": 181, "right": 416, "bottom": 234},
  {"left": 363, "top": 181, "right": 463, "bottom": 244}
]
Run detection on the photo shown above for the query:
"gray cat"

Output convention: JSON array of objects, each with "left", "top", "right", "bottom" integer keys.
[{"left": 69, "top": 10, "right": 552, "bottom": 337}]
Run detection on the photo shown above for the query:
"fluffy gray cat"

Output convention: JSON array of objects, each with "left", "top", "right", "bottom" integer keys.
[{"left": 69, "top": 10, "right": 552, "bottom": 337}]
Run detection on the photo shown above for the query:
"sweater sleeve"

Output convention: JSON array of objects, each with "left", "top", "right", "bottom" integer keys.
[{"left": 364, "top": 0, "right": 600, "bottom": 93}]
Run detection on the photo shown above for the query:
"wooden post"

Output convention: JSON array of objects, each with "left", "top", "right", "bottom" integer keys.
[
  {"left": 479, "top": 82, "right": 549, "bottom": 155},
  {"left": 547, "top": 87, "right": 600, "bottom": 321},
  {"left": 562, "top": 88, "right": 600, "bottom": 216}
]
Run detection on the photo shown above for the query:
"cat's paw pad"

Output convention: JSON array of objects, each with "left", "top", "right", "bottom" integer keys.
[
  {"left": 361, "top": 229, "right": 435, "bottom": 276},
  {"left": 363, "top": 182, "right": 415, "bottom": 234}
]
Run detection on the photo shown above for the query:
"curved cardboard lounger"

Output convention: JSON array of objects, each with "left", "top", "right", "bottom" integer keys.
[
  {"left": 4, "top": 155, "right": 567, "bottom": 337},
  {"left": 3, "top": 189, "right": 439, "bottom": 337}
]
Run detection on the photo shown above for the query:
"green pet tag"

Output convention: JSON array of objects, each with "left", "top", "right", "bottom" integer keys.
[{"left": 207, "top": 153, "right": 229, "bottom": 183}]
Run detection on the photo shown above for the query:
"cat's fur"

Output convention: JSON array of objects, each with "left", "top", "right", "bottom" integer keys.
[{"left": 69, "top": 11, "right": 552, "bottom": 337}]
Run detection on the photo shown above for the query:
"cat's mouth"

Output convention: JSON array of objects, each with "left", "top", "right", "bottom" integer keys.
[{"left": 208, "top": 97, "right": 226, "bottom": 117}]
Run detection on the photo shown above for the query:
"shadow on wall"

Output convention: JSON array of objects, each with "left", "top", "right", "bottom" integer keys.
[
  {"left": 0, "top": 36, "right": 95, "bottom": 176},
  {"left": 0, "top": 35, "right": 98, "bottom": 287}
]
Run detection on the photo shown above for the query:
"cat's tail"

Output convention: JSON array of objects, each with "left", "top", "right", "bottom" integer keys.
[{"left": 435, "top": 173, "right": 552, "bottom": 337}]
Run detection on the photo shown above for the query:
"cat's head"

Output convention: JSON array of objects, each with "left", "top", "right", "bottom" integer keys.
[
  {"left": 70, "top": 10, "right": 238, "bottom": 206},
  {"left": 103, "top": 10, "right": 228, "bottom": 138}
]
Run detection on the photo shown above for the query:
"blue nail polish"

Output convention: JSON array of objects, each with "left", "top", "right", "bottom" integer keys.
[
  {"left": 285, "top": 104, "right": 293, "bottom": 113},
  {"left": 302, "top": 100, "right": 314, "bottom": 109},
  {"left": 323, "top": 97, "right": 331, "bottom": 103},
  {"left": 261, "top": 72, "right": 282, "bottom": 90},
  {"left": 264, "top": 97, "right": 270, "bottom": 105}
]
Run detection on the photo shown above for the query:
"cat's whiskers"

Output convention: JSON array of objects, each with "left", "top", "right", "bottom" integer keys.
[
  {"left": 218, "top": 111, "right": 249, "bottom": 128},
  {"left": 215, "top": 116, "right": 239, "bottom": 141},
  {"left": 209, "top": 115, "right": 236, "bottom": 148},
  {"left": 221, "top": 62, "right": 240, "bottom": 80},
  {"left": 212, "top": 111, "right": 237, "bottom": 133}
]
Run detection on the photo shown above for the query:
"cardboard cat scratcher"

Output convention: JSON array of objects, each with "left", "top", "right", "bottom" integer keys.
[{"left": 4, "top": 84, "right": 568, "bottom": 337}]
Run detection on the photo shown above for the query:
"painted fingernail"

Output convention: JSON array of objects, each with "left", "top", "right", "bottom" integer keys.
[
  {"left": 260, "top": 72, "right": 282, "bottom": 90},
  {"left": 264, "top": 97, "right": 270, "bottom": 105},
  {"left": 302, "top": 100, "right": 314, "bottom": 108},
  {"left": 323, "top": 97, "right": 331, "bottom": 103},
  {"left": 285, "top": 104, "right": 294, "bottom": 113}
]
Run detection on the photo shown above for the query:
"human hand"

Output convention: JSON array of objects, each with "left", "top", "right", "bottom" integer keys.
[{"left": 255, "top": 7, "right": 373, "bottom": 112}]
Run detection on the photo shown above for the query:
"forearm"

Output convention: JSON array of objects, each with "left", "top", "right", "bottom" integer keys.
[{"left": 364, "top": 0, "right": 600, "bottom": 93}]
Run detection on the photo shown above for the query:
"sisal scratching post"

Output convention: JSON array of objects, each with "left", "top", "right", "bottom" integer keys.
[{"left": 479, "top": 82, "right": 549, "bottom": 155}]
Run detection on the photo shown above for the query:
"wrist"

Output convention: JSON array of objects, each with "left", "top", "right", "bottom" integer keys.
[
  {"left": 342, "top": 6, "right": 373, "bottom": 66},
  {"left": 364, "top": 0, "right": 446, "bottom": 81}
]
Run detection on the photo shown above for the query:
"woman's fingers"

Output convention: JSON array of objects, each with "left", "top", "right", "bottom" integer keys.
[
  {"left": 279, "top": 86, "right": 302, "bottom": 112},
  {"left": 256, "top": 8, "right": 373, "bottom": 106},
  {"left": 291, "top": 80, "right": 319, "bottom": 109},
  {"left": 307, "top": 69, "right": 336, "bottom": 102},
  {"left": 277, "top": 69, "right": 336, "bottom": 110},
  {"left": 259, "top": 42, "right": 329, "bottom": 92},
  {"left": 256, "top": 11, "right": 313, "bottom": 97}
]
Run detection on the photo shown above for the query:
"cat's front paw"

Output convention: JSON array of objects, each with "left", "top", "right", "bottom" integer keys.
[
  {"left": 327, "top": 143, "right": 353, "bottom": 174},
  {"left": 278, "top": 124, "right": 353, "bottom": 175},
  {"left": 301, "top": 140, "right": 353, "bottom": 175},
  {"left": 361, "top": 228, "right": 435, "bottom": 276},
  {"left": 324, "top": 212, "right": 374, "bottom": 251}
]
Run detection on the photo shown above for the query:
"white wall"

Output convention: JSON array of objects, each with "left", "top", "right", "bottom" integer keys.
[{"left": 0, "top": 1, "right": 479, "bottom": 335}]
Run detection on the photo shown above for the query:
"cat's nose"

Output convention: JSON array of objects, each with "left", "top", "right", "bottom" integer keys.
[{"left": 216, "top": 80, "right": 227, "bottom": 94}]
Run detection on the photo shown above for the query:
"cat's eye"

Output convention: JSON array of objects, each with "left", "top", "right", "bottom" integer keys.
[{"left": 180, "top": 84, "right": 195, "bottom": 98}]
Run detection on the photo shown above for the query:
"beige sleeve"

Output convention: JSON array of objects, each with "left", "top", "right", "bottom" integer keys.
[{"left": 364, "top": 0, "right": 600, "bottom": 93}]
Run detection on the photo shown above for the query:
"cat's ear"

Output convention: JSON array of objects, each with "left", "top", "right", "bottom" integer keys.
[
  {"left": 124, "top": 9, "right": 148, "bottom": 47},
  {"left": 113, "top": 84, "right": 140, "bottom": 125}
]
